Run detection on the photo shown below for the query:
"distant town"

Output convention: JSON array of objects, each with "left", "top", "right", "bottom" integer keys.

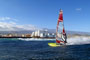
[
  {"left": 0, "top": 29, "right": 90, "bottom": 38},
  {"left": 0, "top": 30, "right": 56, "bottom": 38}
]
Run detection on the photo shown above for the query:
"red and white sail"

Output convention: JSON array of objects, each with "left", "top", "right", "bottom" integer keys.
[{"left": 56, "top": 9, "right": 66, "bottom": 45}]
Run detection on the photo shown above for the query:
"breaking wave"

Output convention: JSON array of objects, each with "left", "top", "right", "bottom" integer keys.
[{"left": 18, "top": 36, "right": 90, "bottom": 45}]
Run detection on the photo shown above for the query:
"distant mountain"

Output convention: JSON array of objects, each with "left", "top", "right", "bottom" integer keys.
[
  {"left": 0, "top": 28, "right": 90, "bottom": 36},
  {"left": 45, "top": 29, "right": 90, "bottom": 36},
  {"left": 0, "top": 30, "right": 33, "bottom": 34}
]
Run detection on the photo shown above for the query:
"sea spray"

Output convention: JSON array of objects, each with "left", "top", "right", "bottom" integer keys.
[
  {"left": 18, "top": 36, "right": 90, "bottom": 45},
  {"left": 67, "top": 36, "right": 90, "bottom": 45}
]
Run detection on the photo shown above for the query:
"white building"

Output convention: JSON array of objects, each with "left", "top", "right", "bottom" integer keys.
[
  {"left": 40, "top": 33, "right": 46, "bottom": 37},
  {"left": 31, "top": 30, "right": 56, "bottom": 38},
  {"left": 47, "top": 33, "right": 56, "bottom": 38},
  {"left": 31, "top": 30, "right": 40, "bottom": 37},
  {"left": 31, "top": 32, "right": 35, "bottom": 37}
]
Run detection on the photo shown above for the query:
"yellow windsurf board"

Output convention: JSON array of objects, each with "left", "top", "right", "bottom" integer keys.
[{"left": 48, "top": 43, "right": 61, "bottom": 47}]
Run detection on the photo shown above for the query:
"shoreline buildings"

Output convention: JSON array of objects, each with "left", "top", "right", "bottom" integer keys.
[
  {"left": 0, "top": 30, "right": 56, "bottom": 38},
  {"left": 31, "top": 30, "right": 56, "bottom": 38}
]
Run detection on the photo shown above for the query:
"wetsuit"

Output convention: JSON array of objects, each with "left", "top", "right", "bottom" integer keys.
[
  {"left": 61, "top": 33, "right": 67, "bottom": 43},
  {"left": 64, "top": 33, "right": 67, "bottom": 43}
]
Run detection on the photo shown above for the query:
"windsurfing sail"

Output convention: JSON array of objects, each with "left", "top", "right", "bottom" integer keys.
[{"left": 56, "top": 9, "right": 67, "bottom": 45}]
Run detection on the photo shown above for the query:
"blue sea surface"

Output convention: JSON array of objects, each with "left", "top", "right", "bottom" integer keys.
[{"left": 0, "top": 38, "right": 90, "bottom": 60}]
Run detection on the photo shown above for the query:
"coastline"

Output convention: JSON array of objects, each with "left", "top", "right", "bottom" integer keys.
[{"left": 0, "top": 37, "right": 55, "bottom": 39}]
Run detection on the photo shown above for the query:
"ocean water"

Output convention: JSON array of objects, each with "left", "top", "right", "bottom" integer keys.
[{"left": 0, "top": 38, "right": 90, "bottom": 60}]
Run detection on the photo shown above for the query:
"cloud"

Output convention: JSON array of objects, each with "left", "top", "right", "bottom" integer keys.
[
  {"left": 0, "top": 17, "right": 18, "bottom": 21},
  {"left": 0, "top": 21, "right": 40, "bottom": 31},
  {"left": 0, "top": 17, "right": 40, "bottom": 31},
  {"left": 76, "top": 8, "right": 82, "bottom": 11}
]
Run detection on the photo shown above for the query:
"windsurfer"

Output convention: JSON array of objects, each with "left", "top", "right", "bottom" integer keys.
[{"left": 63, "top": 33, "right": 67, "bottom": 43}]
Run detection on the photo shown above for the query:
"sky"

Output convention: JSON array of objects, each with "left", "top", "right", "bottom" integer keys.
[{"left": 0, "top": 0, "right": 90, "bottom": 32}]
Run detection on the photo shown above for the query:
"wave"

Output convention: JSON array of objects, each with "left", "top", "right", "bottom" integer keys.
[
  {"left": 18, "top": 38, "right": 55, "bottom": 41},
  {"left": 18, "top": 36, "right": 90, "bottom": 45}
]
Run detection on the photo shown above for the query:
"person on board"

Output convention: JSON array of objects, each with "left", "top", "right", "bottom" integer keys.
[{"left": 63, "top": 33, "right": 67, "bottom": 43}]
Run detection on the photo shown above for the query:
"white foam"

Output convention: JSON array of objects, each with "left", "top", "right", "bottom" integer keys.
[
  {"left": 66, "top": 36, "right": 90, "bottom": 45},
  {"left": 18, "top": 36, "right": 90, "bottom": 45},
  {"left": 18, "top": 38, "right": 55, "bottom": 41}
]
